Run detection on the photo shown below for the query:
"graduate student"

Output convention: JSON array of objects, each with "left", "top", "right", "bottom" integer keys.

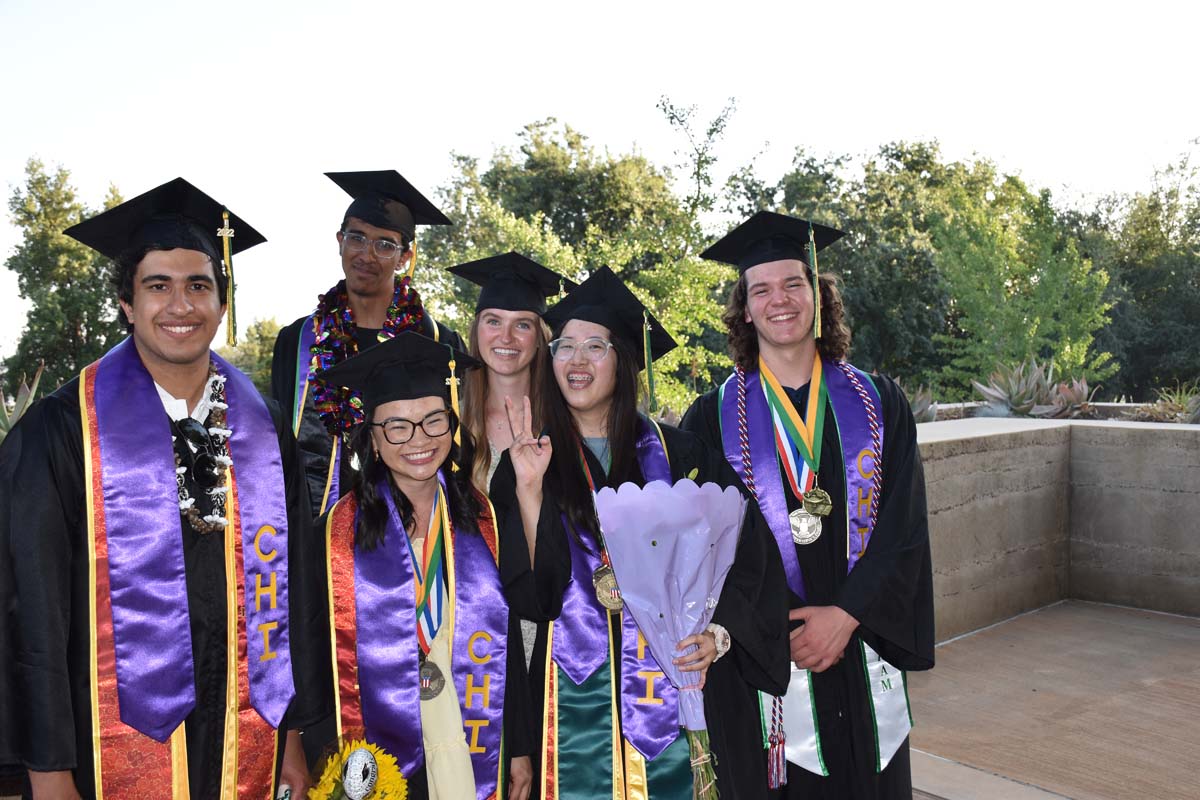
[
  {"left": 271, "top": 170, "right": 463, "bottom": 518},
  {"left": 309, "top": 331, "right": 534, "bottom": 800},
  {"left": 0, "top": 178, "right": 327, "bottom": 798},
  {"left": 492, "top": 266, "right": 789, "bottom": 798},
  {"left": 448, "top": 251, "right": 575, "bottom": 493},
  {"left": 682, "top": 211, "right": 935, "bottom": 800}
]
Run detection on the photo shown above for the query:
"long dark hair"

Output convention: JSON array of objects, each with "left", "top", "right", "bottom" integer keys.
[
  {"left": 350, "top": 406, "right": 483, "bottom": 551},
  {"left": 723, "top": 269, "right": 852, "bottom": 370},
  {"left": 538, "top": 323, "right": 643, "bottom": 538}
]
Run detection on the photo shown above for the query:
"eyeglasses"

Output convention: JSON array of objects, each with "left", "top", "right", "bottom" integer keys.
[
  {"left": 549, "top": 336, "right": 614, "bottom": 363},
  {"left": 174, "top": 417, "right": 222, "bottom": 489},
  {"left": 340, "top": 230, "right": 406, "bottom": 261},
  {"left": 371, "top": 409, "right": 452, "bottom": 445}
]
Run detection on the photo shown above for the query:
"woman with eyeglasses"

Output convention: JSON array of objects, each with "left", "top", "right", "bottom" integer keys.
[
  {"left": 490, "top": 267, "right": 790, "bottom": 798},
  {"left": 307, "top": 331, "right": 534, "bottom": 800}
]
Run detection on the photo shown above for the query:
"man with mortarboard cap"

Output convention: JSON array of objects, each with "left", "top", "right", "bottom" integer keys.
[
  {"left": 271, "top": 170, "right": 466, "bottom": 520},
  {"left": 0, "top": 178, "right": 329, "bottom": 798},
  {"left": 490, "top": 266, "right": 789, "bottom": 797},
  {"left": 682, "top": 211, "right": 934, "bottom": 799},
  {"left": 307, "top": 331, "right": 536, "bottom": 799}
]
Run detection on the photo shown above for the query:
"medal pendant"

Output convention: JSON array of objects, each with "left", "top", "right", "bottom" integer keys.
[
  {"left": 419, "top": 658, "right": 445, "bottom": 700},
  {"left": 802, "top": 487, "right": 834, "bottom": 517},
  {"left": 592, "top": 564, "right": 623, "bottom": 612},
  {"left": 789, "top": 507, "right": 822, "bottom": 545}
]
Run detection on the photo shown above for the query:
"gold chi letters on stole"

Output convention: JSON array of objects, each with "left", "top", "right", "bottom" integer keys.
[{"left": 81, "top": 365, "right": 278, "bottom": 799}]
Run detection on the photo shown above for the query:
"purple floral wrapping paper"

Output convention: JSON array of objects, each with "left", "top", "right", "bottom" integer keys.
[{"left": 594, "top": 479, "right": 746, "bottom": 731}]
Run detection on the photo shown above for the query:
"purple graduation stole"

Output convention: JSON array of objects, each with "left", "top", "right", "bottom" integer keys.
[
  {"left": 552, "top": 417, "right": 681, "bottom": 761},
  {"left": 88, "top": 337, "right": 293, "bottom": 740},
  {"left": 719, "top": 358, "right": 885, "bottom": 596},
  {"left": 346, "top": 474, "right": 509, "bottom": 796}
]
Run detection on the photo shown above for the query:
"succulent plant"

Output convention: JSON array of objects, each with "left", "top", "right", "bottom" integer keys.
[
  {"left": 1126, "top": 381, "right": 1200, "bottom": 424},
  {"left": 972, "top": 358, "right": 1056, "bottom": 417},
  {"left": 1030, "top": 377, "right": 1099, "bottom": 419},
  {"left": 0, "top": 361, "right": 45, "bottom": 444},
  {"left": 898, "top": 381, "right": 938, "bottom": 423}
]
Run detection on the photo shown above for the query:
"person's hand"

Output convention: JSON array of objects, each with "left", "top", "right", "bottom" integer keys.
[
  {"left": 508, "top": 755, "right": 533, "bottom": 800},
  {"left": 504, "top": 396, "right": 552, "bottom": 493},
  {"left": 674, "top": 630, "right": 718, "bottom": 689},
  {"left": 789, "top": 605, "right": 858, "bottom": 673},
  {"left": 277, "top": 729, "right": 310, "bottom": 798},
  {"left": 28, "top": 770, "right": 81, "bottom": 800}
]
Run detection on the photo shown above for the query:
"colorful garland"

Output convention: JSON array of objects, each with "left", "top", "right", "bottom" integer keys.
[{"left": 310, "top": 275, "right": 427, "bottom": 435}]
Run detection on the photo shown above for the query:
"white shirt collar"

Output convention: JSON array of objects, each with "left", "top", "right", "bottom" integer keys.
[{"left": 155, "top": 375, "right": 219, "bottom": 424}]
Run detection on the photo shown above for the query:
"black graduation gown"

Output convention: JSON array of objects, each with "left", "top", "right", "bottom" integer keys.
[
  {"left": 306, "top": 493, "right": 535, "bottom": 800},
  {"left": 271, "top": 314, "right": 466, "bottom": 520},
  {"left": 681, "top": 372, "right": 935, "bottom": 800},
  {"left": 0, "top": 377, "right": 330, "bottom": 800},
  {"left": 490, "top": 420, "right": 791, "bottom": 799}
]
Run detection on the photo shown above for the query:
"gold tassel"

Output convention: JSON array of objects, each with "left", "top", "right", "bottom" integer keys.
[
  {"left": 406, "top": 240, "right": 418, "bottom": 282},
  {"left": 809, "top": 223, "right": 821, "bottom": 340},
  {"left": 446, "top": 349, "right": 461, "bottom": 472},
  {"left": 218, "top": 210, "right": 236, "bottom": 346}
]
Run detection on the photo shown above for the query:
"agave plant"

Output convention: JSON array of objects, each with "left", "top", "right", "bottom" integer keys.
[
  {"left": 898, "top": 381, "right": 938, "bottom": 423},
  {"left": 972, "top": 358, "right": 1056, "bottom": 417},
  {"left": 1030, "top": 377, "right": 1099, "bottom": 419},
  {"left": 0, "top": 361, "right": 45, "bottom": 444}
]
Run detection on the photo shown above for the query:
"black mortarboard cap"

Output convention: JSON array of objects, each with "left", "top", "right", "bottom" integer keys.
[
  {"left": 700, "top": 211, "right": 845, "bottom": 273},
  {"left": 326, "top": 170, "right": 452, "bottom": 241},
  {"left": 315, "top": 330, "right": 481, "bottom": 411},
  {"left": 448, "top": 252, "right": 578, "bottom": 314},
  {"left": 542, "top": 266, "right": 676, "bottom": 368},
  {"left": 64, "top": 177, "right": 266, "bottom": 263}
]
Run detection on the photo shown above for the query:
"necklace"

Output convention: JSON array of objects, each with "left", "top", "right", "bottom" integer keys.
[
  {"left": 174, "top": 362, "right": 232, "bottom": 535},
  {"left": 310, "top": 274, "right": 427, "bottom": 435}
]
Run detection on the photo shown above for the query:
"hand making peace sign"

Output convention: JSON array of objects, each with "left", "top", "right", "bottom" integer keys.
[{"left": 504, "top": 395, "right": 552, "bottom": 491}]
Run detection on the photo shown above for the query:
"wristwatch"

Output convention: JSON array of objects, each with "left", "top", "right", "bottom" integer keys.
[{"left": 706, "top": 623, "right": 731, "bottom": 661}]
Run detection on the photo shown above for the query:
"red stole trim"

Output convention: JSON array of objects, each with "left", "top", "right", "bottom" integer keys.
[{"left": 328, "top": 494, "right": 365, "bottom": 736}]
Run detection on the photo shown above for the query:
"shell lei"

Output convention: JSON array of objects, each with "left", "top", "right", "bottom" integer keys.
[{"left": 308, "top": 739, "right": 407, "bottom": 800}]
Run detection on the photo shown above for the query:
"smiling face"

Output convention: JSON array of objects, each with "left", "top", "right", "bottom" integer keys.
[
  {"left": 336, "top": 216, "right": 411, "bottom": 299},
  {"left": 474, "top": 308, "right": 541, "bottom": 377},
  {"left": 118, "top": 248, "right": 224, "bottom": 375},
  {"left": 369, "top": 395, "right": 453, "bottom": 488},
  {"left": 551, "top": 318, "right": 618, "bottom": 425},
  {"left": 742, "top": 259, "right": 815, "bottom": 354}
]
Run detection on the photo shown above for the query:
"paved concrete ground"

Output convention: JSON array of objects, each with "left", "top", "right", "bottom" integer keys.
[{"left": 908, "top": 600, "right": 1200, "bottom": 800}]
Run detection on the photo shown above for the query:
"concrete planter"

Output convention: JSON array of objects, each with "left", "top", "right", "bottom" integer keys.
[{"left": 917, "top": 418, "right": 1200, "bottom": 641}]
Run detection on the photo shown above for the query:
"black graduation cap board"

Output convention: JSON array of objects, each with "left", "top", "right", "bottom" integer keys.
[
  {"left": 448, "top": 251, "right": 578, "bottom": 314},
  {"left": 327, "top": 170, "right": 452, "bottom": 242}
]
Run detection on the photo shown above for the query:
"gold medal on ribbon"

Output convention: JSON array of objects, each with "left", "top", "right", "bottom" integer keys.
[
  {"left": 802, "top": 487, "right": 833, "bottom": 517},
  {"left": 592, "top": 564, "right": 623, "bottom": 612},
  {"left": 419, "top": 655, "right": 445, "bottom": 700},
  {"left": 789, "top": 507, "right": 822, "bottom": 545}
]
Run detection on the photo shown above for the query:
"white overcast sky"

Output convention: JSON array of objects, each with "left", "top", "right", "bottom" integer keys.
[{"left": 1, "top": 0, "right": 1196, "bottom": 358}]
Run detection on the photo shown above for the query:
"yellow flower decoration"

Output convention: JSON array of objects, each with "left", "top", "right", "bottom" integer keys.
[{"left": 308, "top": 738, "right": 407, "bottom": 800}]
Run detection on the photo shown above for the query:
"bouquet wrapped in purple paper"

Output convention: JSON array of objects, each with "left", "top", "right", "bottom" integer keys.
[{"left": 595, "top": 478, "right": 746, "bottom": 798}]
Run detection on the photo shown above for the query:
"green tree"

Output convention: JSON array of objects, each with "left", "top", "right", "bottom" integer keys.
[
  {"left": 218, "top": 317, "right": 281, "bottom": 394},
  {"left": 4, "top": 159, "right": 125, "bottom": 393}
]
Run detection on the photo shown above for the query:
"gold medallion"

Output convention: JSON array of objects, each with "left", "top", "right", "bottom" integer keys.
[
  {"left": 592, "top": 564, "right": 623, "bottom": 612},
  {"left": 789, "top": 507, "right": 822, "bottom": 545},
  {"left": 802, "top": 487, "right": 834, "bottom": 517},
  {"left": 419, "top": 658, "right": 445, "bottom": 700}
]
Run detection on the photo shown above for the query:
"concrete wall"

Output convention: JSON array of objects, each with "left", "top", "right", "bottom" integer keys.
[
  {"left": 915, "top": 418, "right": 1200, "bottom": 641},
  {"left": 1069, "top": 421, "right": 1200, "bottom": 617},
  {"left": 918, "top": 419, "right": 1071, "bottom": 641}
]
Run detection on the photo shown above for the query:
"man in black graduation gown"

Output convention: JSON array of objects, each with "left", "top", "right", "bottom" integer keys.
[
  {"left": 682, "top": 212, "right": 934, "bottom": 800},
  {"left": 271, "top": 171, "right": 464, "bottom": 519},
  {"left": 0, "top": 179, "right": 329, "bottom": 799}
]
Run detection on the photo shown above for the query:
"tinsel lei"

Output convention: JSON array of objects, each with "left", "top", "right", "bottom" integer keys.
[
  {"left": 307, "top": 738, "right": 406, "bottom": 800},
  {"left": 310, "top": 274, "right": 426, "bottom": 436}
]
